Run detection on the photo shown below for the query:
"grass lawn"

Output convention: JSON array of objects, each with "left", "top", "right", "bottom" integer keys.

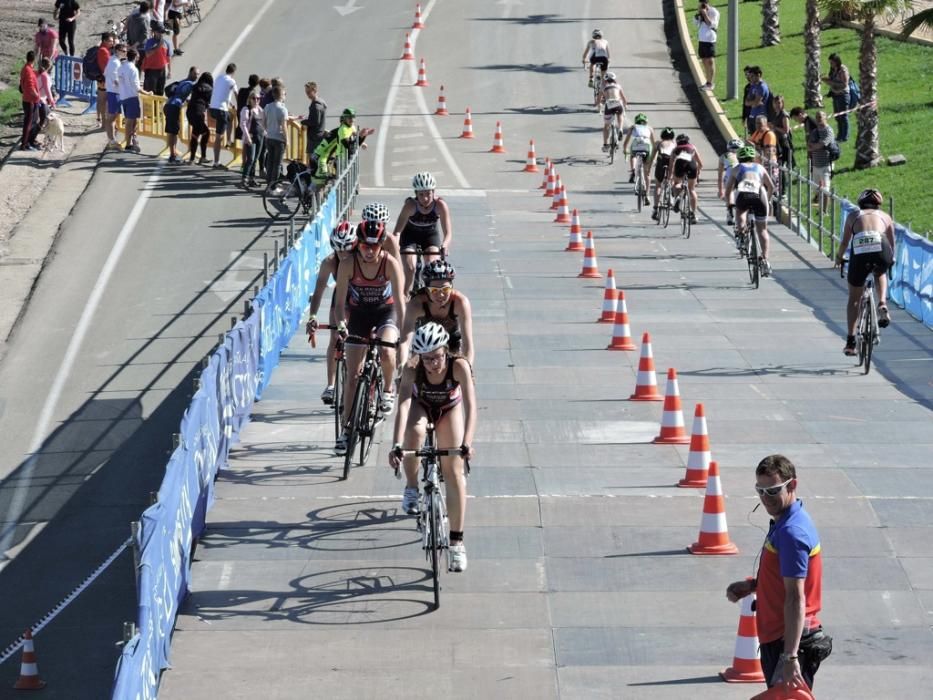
[
  {"left": 0, "top": 86, "right": 21, "bottom": 130},
  {"left": 687, "top": 0, "right": 932, "bottom": 235}
]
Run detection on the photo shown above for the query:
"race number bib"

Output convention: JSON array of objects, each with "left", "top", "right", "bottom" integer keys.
[
  {"left": 676, "top": 151, "right": 693, "bottom": 162},
  {"left": 852, "top": 231, "right": 883, "bottom": 255},
  {"left": 738, "top": 179, "right": 760, "bottom": 194},
  {"left": 605, "top": 99, "right": 622, "bottom": 111}
]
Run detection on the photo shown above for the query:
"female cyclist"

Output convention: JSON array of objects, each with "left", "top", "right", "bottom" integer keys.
[
  {"left": 401, "top": 259, "right": 474, "bottom": 367},
  {"left": 392, "top": 171, "right": 453, "bottom": 296},
  {"left": 389, "top": 322, "right": 476, "bottom": 572},
  {"left": 648, "top": 127, "right": 676, "bottom": 222},
  {"left": 669, "top": 133, "right": 704, "bottom": 224}
]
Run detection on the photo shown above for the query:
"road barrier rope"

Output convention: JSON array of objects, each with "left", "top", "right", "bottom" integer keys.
[{"left": 790, "top": 99, "right": 878, "bottom": 130}]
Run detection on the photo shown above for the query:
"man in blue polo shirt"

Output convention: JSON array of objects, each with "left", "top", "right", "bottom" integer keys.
[{"left": 726, "top": 454, "right": 828, "bottom": 691}]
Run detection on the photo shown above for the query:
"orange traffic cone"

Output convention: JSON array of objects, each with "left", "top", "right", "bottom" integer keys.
[
  {"left": 13, "top": 629, "right": 46, "bottom": 690},
  {"left": 553, "top": 186, "right": 571, "bottom": 223},
  {"left": 539, "top": 158, "right": 551, "bottom": 189},
  {"left": 401, "top": 33, "right": 414, "bottom": 60},
  {"left": 459, "top": 108, "right": 474, "bottom": 138},
  {"left": 578, "top": 231, "right": 601, "bottom": 278},
  {"left": 654, "top": 368, "right": 691, "bottom": 444},
  {"left": 544, "top": 165, "right": 556, "bottom": 197},
  {"left": 490, "top": 121, "right": 506, "bottom": 153},
  {"left": 607, "top": 291, "right": 636, "bottom": 350},
  {"left": 412, "top": 2, "right": 425, "bottom": 28},
  {"left": 568, "top": 207, "right": 582, "bottom": 234},
  {"left": 566, "top": 220, "right": 585, "bottom": 252},
  {"left": 629, "top": 333, "right": 664, "bottom": 401},
  {"left": 550, "top": 175, "right": 563, "bottom": 209},
  {"left": 678, "top": 403, "right": 711, "bottom": 488},
  {"left": 434, "top": 85, "right": 448, "bottom": 115},
  {"left": 750, "top": 682, "right": 816, "bottom": 700},
  {"left": 688, "top": 460, "right": 739, "bottom": 555},
  {"left": 597, "top": 269, "right": 617, "bottom": 320},
  {"left": 720, "top": 591, "right": 767, "bottom": 683},
  {"left": 415, "top": 58, "right": 429, "bottom": 87},
  {"left": 523, "top": 139, "right": 539, "bottom": 172}
]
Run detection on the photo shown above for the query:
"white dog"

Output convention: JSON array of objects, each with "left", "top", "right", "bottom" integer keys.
[{"left": 42, "top": 111, "right": 66, "bottom": 155}]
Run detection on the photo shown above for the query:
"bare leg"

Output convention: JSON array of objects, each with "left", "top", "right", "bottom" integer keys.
[
  {"left": 846, "top": 285, "right": 862, "bottom": 337},
  {"left": 437, "top": 411, "right": 466, "bottom": 533}
]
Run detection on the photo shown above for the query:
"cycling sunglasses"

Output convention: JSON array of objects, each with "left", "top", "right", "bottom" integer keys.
[
  {"left": 426, "top": 285, "right": 453, "bottom": 295},
  {"left": 754, "top": 478, "right": 793, "bottom": 497}
]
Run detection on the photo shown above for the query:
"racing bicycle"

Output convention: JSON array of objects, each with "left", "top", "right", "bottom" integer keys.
[
  {"left": 840, "top": 259, "right": 881, "bottom": 375},
  {"left": 263, "top": 162, "right": 318, "bottom": 220},
  {"left": 656, "top": 166, "right": 672, "bottom": 228},
  {"left": 607, "top": 121, "right": 620, "bottom": 164},
  {"left": 674, "top": 183, "right": 693, "bottom": 239},
  {"left": 632, "top": 152, "right": 649, "bottom": 213},
  {"left": 736, "top": 216, "right": 764, "bottom": 289},
  {"left": 591, "top": 63, "right": 603, "bottom": 111}
]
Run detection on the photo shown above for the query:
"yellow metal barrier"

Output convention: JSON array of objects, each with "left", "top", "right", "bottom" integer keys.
[{"left": 286, "top": 118, "right": 307, "bottom": 163}]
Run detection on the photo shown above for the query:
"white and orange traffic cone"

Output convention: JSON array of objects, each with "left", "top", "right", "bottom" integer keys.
[
  {"left": 688, "top": 460, "right": 739, "bottom": 555},
  {"left": 544, "top": 165, "right": 556, "bottom": 197},
  {"left": 13, "top": 629, "right": 46, "bottom": 690},
  {"left": 459, "top": 107, "right": 474, "bottom": 138},
  {"left": 578, "top": 231, "right": 601, "bottom": 278},
  {"left": 412, "top": 2, "right": 425, "bottom": 28},
  {"left": 597, "top": 269, "right": 617, "bottom": 320},
  {"left": 550, "top": 175, "right": 563, "bottom": 209},
  {"left": 539, "top": 158, "right": 551, "bottom": 189},
  {"left": 654, "top": 368, "right": 691, "bottom": 444},
  {"left": 629, "top": 333, "right": 664, "bottom": 401},
  {"left": 720, "top": 591, "right": 767, "bottom": 683},
  {"left": 607, "top": 291, "right": 636, "bottom": 350},
  {"left": 523, "top": 139, "right": 539, "bottom": 172},
  {"left": 415, "top": 58, "right": 429, "bottom": 87},
  {"left": 567, "top": 207, "right": 582, "bottom": 233},
  {"left": 553, "top": 186, "right": 571, "bottom": 223},
  {"left": 678, "top": 403, "right": 711, "bottom": 488},
  {"left": 434, "top": 85, "right": 449, "bottom": 115},
  {"left": 401, "top": 33, "right": 414, "bottom": 60},
  {"left": 567, "top": 211, "right": 585, "bottom": 252},
  {"left": 490, "top": 121, "right": 506, "bottom": 153}
]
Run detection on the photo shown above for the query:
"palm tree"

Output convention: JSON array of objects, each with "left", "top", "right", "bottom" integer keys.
[
  {"left": 804, "top": 0, "right": 823, "bottom": 108},
  {"left": 901, "top": 8, "right": 933, "bottom": 36},
  {"left": 762, "top": 0, "right": 782, "bottom": 45},
  {"left": 820, "top": 0, "right": 913, "bottom": 169}
]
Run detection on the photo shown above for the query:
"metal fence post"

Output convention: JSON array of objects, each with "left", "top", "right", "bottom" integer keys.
[
  {"left": 794, "top": 169, "right": 802, "bottom": 237},
  {"left": 130, "top": 521, "right": 141, "bottom": 592},
  {"left": 888, "top": 195, "right": 894, "bottom": 222},
  {"left": 262, "top": 252, "right": 269, "bottom": 286}
]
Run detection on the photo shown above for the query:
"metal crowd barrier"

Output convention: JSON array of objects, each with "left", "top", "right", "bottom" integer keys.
[{"left": 53, "top": 55, "right": 98, "bottom": 114}]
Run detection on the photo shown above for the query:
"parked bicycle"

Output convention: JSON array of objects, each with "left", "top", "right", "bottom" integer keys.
[
  {"left": 840, "top": 259, "right": 880, "bottom": 374},
  {"left": 263, "top": 161, "right": 318, "bottom": 220}
]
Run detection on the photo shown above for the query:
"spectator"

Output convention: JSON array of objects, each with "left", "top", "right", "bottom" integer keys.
[
  {"left": 261, "top": 77, "right": 282, "bottom": 108},
  {"left": 167, "top": 0, "right": 187, "bottom": 55},
  {"left": 740, "top": 66, "right": 754, "bottom": 131},
  {"left": 821, "top": 53, "right": 850, "bottom": 142},
  {"left": 769, "top": 93, "right": 793, "bottom": 170},
  {"left": 186, "top": 71, "right": 213, "bottom": 164},
  {"left": 725, "top": 455, "right": 827, "bottom": 692},
  {"left": 239, "top": 91, "right": 264, "bottom": 188},
  {"left": 693, "top": 0, "right": 720, "bottom": 90},
  {"left": 33, "top": 58, "right": 57, "bottom": 145},
  {"left": 34, "top": 19, "right": 59, "bottom": 64},
  {"left": 19, "top": 51, "right": 41, "bottom": 151},
  {"left": 743, "top": 66, "right": 770, "bottom": 136},
  {"left": 235, "top": 73, "right": 260, "bottom": 141},
  {"left": 117, "top": 47, "right": 147, "bottom": 153},
  {"left": 103, "top": 43, "right": 126, "bottom": 150},
  {"left": 302, "top": 81, "right": 327, "bottom": 167},
  {"left": 263, "top": 85, "right": 289, "bottom": 184},
  {"left": 164, "top": 65, "right": 198, "bottom": 163},
  {"left": 141, "top": 24, "right": 172, "bottom": 95},
  {"left": 789, "top": 106, "right": 817, "bottom": 149},
  {"left": 807, "top": 110, "right": 835, "bottom": 207},
  {"left": 125, "top": 2, "right": 151, "bottom": 51},
  {"left": 95, "top": 33, "right": 115, "bottom": 128},
  {"left": 150, "top": 0, "right": 167, "bottom": 24},
  {"left": 53, "top": 0, "right": 80, "bottom": 56},
  {"left": 749, "top": 115, "right": 777, "bottom": 164},
  {"left": 209, "top": 63, "right": 238, "bottom": 168}
]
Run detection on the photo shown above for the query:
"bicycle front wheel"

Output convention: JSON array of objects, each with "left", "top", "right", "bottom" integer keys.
[
  {"left": 428, "top": 489, "right": 442, "bottom": 609},
  {"left": 660, "top": 189, "right": 671, "bottom": 228},
  {"left": 262, "top": 177, "right": 302, "bottom": 220},
  {"left": 747, "top": 226, "right": 760, "bottom": 289},
  {"left": 343, "top": 378, "right": 366, "bottom": 480},
  {"left": 333, "top": 356, "right": 346, "bottom": 442},
  {"left": 862, "top": 299, "right": 877, "bottom": 374},
  {"left": 192, "top": 0, "right": 202, "bottom": 22},
  {"left": 358, "top": 377, "right": 381, "bottom": 466}
]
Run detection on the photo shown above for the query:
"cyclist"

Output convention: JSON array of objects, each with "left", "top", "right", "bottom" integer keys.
[
  {"left": 582, "top": 29, "right": 610, "bottom": 89},
  {"left": 834, "top": 188, "right": 895, "bottom": 356},
  {"left": 669, "top": 133, "right": 704, "bottom": 224},
  {"left": 306, "top": 221, "right": 357, "bottom": 404},
  {"left": 724, "top": 145, "right": 775, "bottom": 276},
  {"left": 401, "top": 259, "right": 475, "bottom": 368},
  {"left": 648, "top": 127, "right": 676, "bottom": 222},
  {"left": 623, "top": 113, "right": 654, "bottom": 198},
  {"left": 392, "top": 171, "right": 453, "bottom": 296},
  {"left": 389, "top": 322, "right": 476, "bottom": 572},
  {"left": 598, "top": 72, "right": 628, "bottom": 153},
  {"left": 333, "top": 220, "right": 405, "bottom": 454},
  {"left": 717, "top": 138, "right": 743, "bottom": 226}
]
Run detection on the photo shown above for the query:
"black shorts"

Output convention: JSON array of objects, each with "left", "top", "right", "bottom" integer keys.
[
  {"left": 347, "top": 306, "right": 396, "bottom": 337},
  {"left": 187, "top": 109, "right": 209, "bottom": 136},
  {"left": 736, "top": 192, "right": 767, "bottom": 219},
  {"left": 847, "top": 241, "right": 894, "bottom": 288},
  {"left": 698, "top": 41, "right": 716, "bottom": 59},
  {"left": 168, "top": 10, "right": 182, "bottom": 33},
  {"left": 673, "top": 159, "right": 698, "bottom": 180},
  {"left": 654, "top": 158, "right": 671, "bottom": 183},
  {"left": 209, "top": 107, "right": 230, "bottom": 135},
  {"left": 400, "top": 225, "right": 443, "bottom": 251},
  {"left": 591, "top": 57, "right": 609, "bottom": 72},
  {"left": 163, "top": 103, "right": 181, "bottom": 135}
]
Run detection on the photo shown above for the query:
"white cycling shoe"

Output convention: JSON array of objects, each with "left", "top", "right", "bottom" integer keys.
[
  {"left": 402, "top": 487, "right": 421, "bottom": 515},
  {"left": 449, "top": 542, "right": 468, "bottom": 572}
]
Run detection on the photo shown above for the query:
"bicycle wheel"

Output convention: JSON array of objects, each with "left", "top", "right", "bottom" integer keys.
[
  {"left": 660, "top": 187, "right": 671, "bottom": 228},
  {"left": 635, "top": 166, "right": 644, "bottom": 214},
  {"left": 333, "top": 356, "right": 346, "bottom": 442},
  {"left": 428, "top": 488, "right": 442, "bottom": 609},
  {"left": 262, "top": 177, "right": 302, "bottom": 220},
  {"left": 608, "top": 128, "right": 617, "bottom": 164},
  {"left": 683, "top": 199, "right": 692, "bottom": 239},
  {"left": 747, "top": 225, "right": 760, "bottom": 289},
  {"left": 343, "top": 377, "right": 366, "bottom": 480},
  {"left": 863, "top": 299, "right": 877, "bottom": 375},
  {"left": 192, "top": 0, "right": 202, "bottom": 22},
  {"left": 358, "top": 375, "right": 381, "bottom": 466}
]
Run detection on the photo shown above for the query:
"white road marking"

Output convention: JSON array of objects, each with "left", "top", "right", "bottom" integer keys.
[
  {"left": 393, "top": 144, "right": 431, "bottom": 153},
  {"left": 391, "top": 158, "right": 438, "bottom": 168},
  {"left": 392, "top": 132, "right": 425, "bottom": 140},
  {"left": 218, "top": 561, "right": 235, "bottom": 590}
]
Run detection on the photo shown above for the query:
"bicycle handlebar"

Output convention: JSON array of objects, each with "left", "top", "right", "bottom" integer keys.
[
  {"left": 399, "top": 247, "right": 447, "bottom": 257},
  {"left": 345, "top": 334, "right": 400, "bottom": 349}
]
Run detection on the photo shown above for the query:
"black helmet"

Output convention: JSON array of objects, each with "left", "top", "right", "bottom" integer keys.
[
  {"left": 857, "top": 188, "right": 883, "bottom": 209},
  {"left": 675, "top": 133, "right": 690, "bottom": 145}
]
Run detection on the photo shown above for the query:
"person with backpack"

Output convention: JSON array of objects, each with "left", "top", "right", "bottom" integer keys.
[
  {"left": 86, "top": 33, "right": 115, "bottom": 128},
  {"left": 807, "top": 110, "right": 837, "bottom": 209},
  {"left": 822, "top": 53, "right": 850, "bottom": 142},
  {"left": 163, "top": 66, "right": 198, "bottom": 163}
]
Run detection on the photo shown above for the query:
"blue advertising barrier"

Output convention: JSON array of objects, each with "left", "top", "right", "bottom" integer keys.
[
  {"left": 54, "top": 55, "right": 98, "bottom": 113},
  {"left": 111, "top": 192, "right": 336, "bottom": 698}
]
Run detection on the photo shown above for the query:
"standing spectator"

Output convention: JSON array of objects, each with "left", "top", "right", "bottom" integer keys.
[
  {"left": 749, "top": 115, "right": 777, "bottom": 164},
  {"left": 125, "top": 2, "right": 151, "bottom": 51},
  {"left": 150, "top": 0, "right": 167, "bottom": 25},
  {"left": 789, "top": 106, "right": 817, "bottom": 150},
  {"left": 34, "top": 19, "right": 59, "bottom": 64},
  {"left": 239, "top": 91, "right": 264, "bottom": 188},
  {"left": 260, "top": 77, "right": 282, "bottom": 108},
  {"left": 94, "top": 33, "right": 115, "bottom": 128},
  {"left": 167, "top": 0, "right": 187, "bottom": 56},
  {"left": 740, "top": 66, "right": 754, "bottom": 131},
  {"left": 117, "top": 48, "right": 147, "bottom": 153},
  {"left": 821, "top": 53, "right": 850, "bottom": 142},
  {"left": 19, "top": 51, "right": 41, "bottom": 151},
  {"left": 103, "top": 43, "right": 126, "bottom": 150},
  {"left": 726, "top": 455, "right": 827, "bottom": 692},
  {"left": 164, "top": 65, "right": 197, "bottom": 163},
  {"left": 186, "top": 71, "right": 213, "bottom": 164},
  {"left": 53, "top": 0, "right": 80, "bottom": 56},
  {"left": 209, "top": 63, "right": 238, "bottom": 168},
  {"left": 302, "top": 81, "right": 327, "bottom": 167},
  {"left": 263, "top": 86, "right": 289, "bottom": 184},
  {"left": 806, "top": 110, "right": 836, "bottom": 208},
  {"left": 694, "top": 0, "right": 720, "bottom": 90},
  {"left": 744, "top": 66, "right": 770, "bottom": 136},
  {"left": 141, "top": 24, "right": 172, "bottom": 95},
  {"left": 769, "top": 94, "right": 793, "bottom": 196},
  {"left": 33, "top": 58, "right": 57, "bottom": 145},
  {"left": 235, "top": 74, "right": 259, "bottom": 140}
]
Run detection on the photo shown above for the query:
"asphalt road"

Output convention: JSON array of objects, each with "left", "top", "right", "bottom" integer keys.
[{"left": 0, "top": 0, "right": 931, "bottom": 698}]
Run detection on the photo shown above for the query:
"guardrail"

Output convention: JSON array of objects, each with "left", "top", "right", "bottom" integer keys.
[
  {"left": 53, "top": 55, "right": 98, "bottom": 114},
  {"left": 109, "top": 150, "right": 359, "bottom": 699}
]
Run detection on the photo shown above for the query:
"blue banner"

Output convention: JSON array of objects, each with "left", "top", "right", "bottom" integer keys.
[
  {"left": 891, "top": 226, "right": 933, "bottom": 329},
  {"left": 53, "top": 55, "right": 98, "bottom": 113}
]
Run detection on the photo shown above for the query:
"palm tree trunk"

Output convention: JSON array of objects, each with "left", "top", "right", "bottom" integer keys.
[
  {"left": 804, "top": 0, "right": 823, "bottom": 108},
  {"left": 855, "top": 16, "right": 882, "bottom": 168},
  {"left": 762, "top": 0, "right": 782, "bottom": 46}
]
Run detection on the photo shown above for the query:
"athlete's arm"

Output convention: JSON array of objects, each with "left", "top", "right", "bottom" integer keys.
[
  {"left": 399, "top": 295, "right": 420, "bottom": 367},
  {"left": 836, "top": 213, "right": 855, "bottom": 264},
  {"left": 723, "top": 169, "right": 737, "bottom": 201},
  {"left": 694, "top": 150, "right": 705, "bottom": 171},
  {"left": 333, "top": 257, "right": 352, "bottom": 328},
  {"left": 761, "top": 169, "right": 775, "bottom": 199},
  {"left": 392, "top": 199, "right": 414, "bottom": 238},
  {"left": 621, "top": 129, "right": 631, "bottom": 152},
  {"left": 581, "top": 40, "right": 592, "bottom": 64},
  {"left": 383, "top": 232, "right": 400, "bottom": 261},
  {"left": 307, "top": 256, "right": 336, "bottom": 326},
  {"left": 386, "top": 254, "right": 406, "bottom": 330},
  {"left": 453, "top": 358, "right": 477, "bottom": 457},
  {"left": 390, "top": 366, "right": 416, "bottom": 464},
  {"left": 437, "top": 199, "right": 453, "bottom": 252},
  {"left": 883, "top": 214, "right": 896, "bottom": 250},
  {"left": 457, "top": 294, "right": 475, "bottom": 367}
]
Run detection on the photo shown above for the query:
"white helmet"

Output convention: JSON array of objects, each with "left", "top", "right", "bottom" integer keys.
[
  {"left": 329, "top": 221, "right": 356, "bottom": 251},
  {"left": 604, "top": 72, "right": 617, "bottom": 83},
  {"left": 411, "top": 322, "right": 449, "bottom": 355},
  {"left": 361, "top": 202, "right": 390, "bottom": 223},
  {"left": 412, "top": 171, "right": 436, "bottom": 192}
]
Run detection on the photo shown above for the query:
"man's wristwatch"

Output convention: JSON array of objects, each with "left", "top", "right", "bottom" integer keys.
[{"left": 779, "top": 652, "right": 798, "bottom": 662}]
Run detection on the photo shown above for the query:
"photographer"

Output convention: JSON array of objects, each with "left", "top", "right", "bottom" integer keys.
[{"left": 694, "top": 1, "right": 720, "bottom": 90}]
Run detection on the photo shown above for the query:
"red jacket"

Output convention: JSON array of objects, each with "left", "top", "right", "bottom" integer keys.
[{"left": 19, "top": 63, "right": 40, "bottom": 104}]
